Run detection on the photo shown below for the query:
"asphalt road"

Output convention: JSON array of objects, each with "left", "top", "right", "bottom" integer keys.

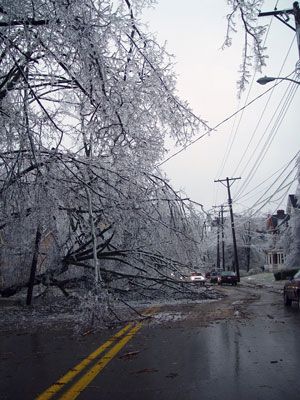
[{"left": 1, "top": 284, "right": 300, "bottom": 400}]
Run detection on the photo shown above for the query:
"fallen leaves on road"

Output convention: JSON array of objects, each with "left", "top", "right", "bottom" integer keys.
[
  {"left": 134, "top": 368, "right": 158, "bottom": 374},
  {"left": 166, "top": 372, "right": 178, "bottom": 378},
  {"left": 81, "top": 329, "right": 93, "bottom": 336},
  {"left": 119, "top": 351, "right": 140, "bottom": 360}
]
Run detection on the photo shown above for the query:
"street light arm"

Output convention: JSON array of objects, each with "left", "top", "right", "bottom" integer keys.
[
  {"left": 279, "top": 77, "right": 300, "bottom": 85},
  {"left": 257, "top": 76, "right": 300, "bottom": 85}
]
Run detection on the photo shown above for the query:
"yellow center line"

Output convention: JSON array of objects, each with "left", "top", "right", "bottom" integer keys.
[
  {"left": 35, "top": 323, "right": 133, "bottom": 400},
  {"left": 58, "top": 323, "right": 143, "bottom": 400}
]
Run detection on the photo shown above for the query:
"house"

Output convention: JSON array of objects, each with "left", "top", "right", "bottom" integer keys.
[
  {"left": 265, "top": 195, "right": 299, "bottom": 274},
  {"left": 265, "top": 249, "right": 285, "bottom": 273},
  {"left": 266, "top": 209, "right": 289, "bottom": 234},
  {"left": 265, "top": 209, "right": 289, "bottom": 272}
]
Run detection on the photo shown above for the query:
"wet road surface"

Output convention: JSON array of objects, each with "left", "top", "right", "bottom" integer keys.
[{"left": 1, "top": 285, "right": 299, "bottom": 399}]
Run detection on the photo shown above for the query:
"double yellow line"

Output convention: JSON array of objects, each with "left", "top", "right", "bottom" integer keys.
[{"left": 36, "top": 308, "right": 156, "bottom": 400}]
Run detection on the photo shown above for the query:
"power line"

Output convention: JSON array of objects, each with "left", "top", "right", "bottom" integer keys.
[
  {"left": 155, "top": 77, "right": 291, "bottom": 168},
  {"left": 244, "top": 165, "right": 298, "bottom": 213},
  {"left": 236, "top": 150, "right": 300, "bottom": 203},
  {"left": 235, "top": 81, "right": 298, "bottom": 199},
  {"left": 216, "top": 12, "right": 277, "bottom": 181},
  {"left": 272, "top": 179, "right": 297, "bottom": 211},
  {"left": 233, "top": 76, "right": 299, "bottom": 199},
  {"left": 213, "top": 8, "right": 278, "bottom": 207},
  {"left": 231, "top": 36, "right": 296, "bottom": 179},
  {"left": 247, "top": 171, "right": 298, "bottom": 217}
]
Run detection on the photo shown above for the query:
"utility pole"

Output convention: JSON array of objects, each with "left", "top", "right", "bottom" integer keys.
[
  {"left": 212, "top": 208, "right": 221, "bottom": 268},
  {"left": 213, "top": 205, "right": 228, "bottom": 270},
  {"left": 220, "top": 205, "right": 226, "bottom": 271},
  {"left": 258, "top": 2, "right": 300, "bottom": 59},
  {"left": 245, "top": 221, "right": 252, "bottom": 273},
  {"left": 216, "top": 213, "right": 220, "bottom": 269},
  {"left": 214, "top": 177, "right": 241, "bottom": 281}
]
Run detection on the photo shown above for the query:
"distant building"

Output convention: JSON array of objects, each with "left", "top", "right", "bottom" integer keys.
[
  {"left": 265, "top": 249, "right": 285, "bottom": 273},
  {"left": 266, "top": 209, "right": 289, "bottom": 234},
  {"left": 264, "top": 195, "right": 300, "bottom": 273},
  {"left": 285, "top": 193, "right": 300, "bottom": 270},
  {"left": 265, "top": 208, "right": 289, "bottom": 272}
]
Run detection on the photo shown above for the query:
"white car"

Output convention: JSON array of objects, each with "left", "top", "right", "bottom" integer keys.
[{"left": 190, "top": 272, "right": 207, "bottom": 285}]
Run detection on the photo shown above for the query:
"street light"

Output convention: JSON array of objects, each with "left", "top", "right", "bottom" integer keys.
[{"left": 257, "top": 76, "right": 300, "bottom": 85}]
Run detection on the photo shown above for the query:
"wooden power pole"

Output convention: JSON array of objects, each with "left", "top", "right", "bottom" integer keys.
[
  {"left": 259, "top": 2, "right": 300, "bottom": 60},
  {"left": 214, "top": 177, "right": 241, "bottom": 281},
  {"left": 216, "top": 212, "right": 220, "bottom": 269},
  {"left": 245, "top": 220, "right": 251, "bottom": 273},
  {"left": 220, "top": 205, "right": 226, "bottom": 271},
  {"left": 213, "top": 205, "right": 228, "bottom": 270}
]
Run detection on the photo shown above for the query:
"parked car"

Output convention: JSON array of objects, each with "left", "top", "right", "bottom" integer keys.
[
  {"left": 210, "top": 270, "right": 222, "bottom": 284},
  {"left": 283, "top": 270, "right": 300, "bottom": 306},
  {"left": 205, "top": 271, "right": 211, "bottom": 279},
  {"left": 190, "top": 272, "right": 206, "bottom": 285},
  {"left": 217, "top": 271, "right": 238, "bottom": 286}
]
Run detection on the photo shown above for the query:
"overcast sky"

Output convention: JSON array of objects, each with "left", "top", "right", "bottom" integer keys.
[{"left": 142, "top": 0, "right": 300, "bottom": 216}]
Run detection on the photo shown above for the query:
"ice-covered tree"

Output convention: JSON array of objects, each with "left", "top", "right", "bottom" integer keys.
[
  {"left": 223, "top": 0, "right": 267, "bottom": 94},
  {"left": 0, "top": 0, "right": 208, "bottom": 304}
]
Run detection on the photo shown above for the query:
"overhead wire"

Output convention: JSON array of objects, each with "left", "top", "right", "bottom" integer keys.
[
  {"left": 250, "top": 177, "right": 297, "bottom": 217},
  {"left": 232, "top": 37, "right": 296, "bottom": 179},
  {"left": 218, "top": 156, "right": 299, "bottom": 230},
  {"left": 155, "top": 77, "right": 289, "bottom": 168},
  {"left": 233, "top": 76, "right": 299, "bottom": 199},
  {"left": 213, "top": 8, "right": 277, "bottom": 206},
  {"left": 156, "top": 0, "right": 299, "bottom": 222},
  {"left": 215, "top": 99, "right": 241, "bottom": 179},
  {"left": 236, "top": 150, "right": 300, "bottom": 202},
  {"left": 216, "top": 12, "right": 275, "bottom": 180},
  {"left": 218, "top": 170, "right": 297, "bottom": 234},
  {"left": 246, "top": 167, "right": 298, "bottom": 216},
  {"left": 233, "top": 37, "right": 296, "bottom": 192},
  {"left": 241, "top": 161, "right": 298, "bottom": 212},
  {"left": 272, "top": 178, "right": 297, "bottom": 212},
  {"left": 213, "top": 77, "right": 298, "bottom": 225},
  {"left": 156, "top": 14, "right": 294, "bottom": 176},
  {"left": 213, "top": 103, "right": 241, "bottom": 206},
  {"left": 212, "top": 16, "right": 275, "bottom": 206},
  {"left": 237, "top": 93, "right": 298, "bottom": 200}
]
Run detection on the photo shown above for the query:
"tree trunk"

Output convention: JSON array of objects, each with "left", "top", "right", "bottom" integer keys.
[{"left": 26, "top": 225, "right": 42, "bottom": 305}]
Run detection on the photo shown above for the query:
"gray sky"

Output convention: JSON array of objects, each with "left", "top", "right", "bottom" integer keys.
[{"left": 143, "top": 0, "right": 300, "bottom": 216}]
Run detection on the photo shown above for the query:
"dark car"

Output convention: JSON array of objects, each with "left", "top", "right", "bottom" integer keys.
[
  {"left": 283, "top": 270, "right": 300, "bottom": 306},
  {"left": 217, "top": 271, "right": 238, "bottom": 286},
  {"left": 205, "top": 271, "right": 211, "bottom": 279},
  {"left": 210, "top": 270, "right": 222, "bottom": 284}
]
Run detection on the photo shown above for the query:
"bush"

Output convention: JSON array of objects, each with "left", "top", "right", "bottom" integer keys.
[{"left": 273, "top": 269, "right": 299, "bottom": 281}]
